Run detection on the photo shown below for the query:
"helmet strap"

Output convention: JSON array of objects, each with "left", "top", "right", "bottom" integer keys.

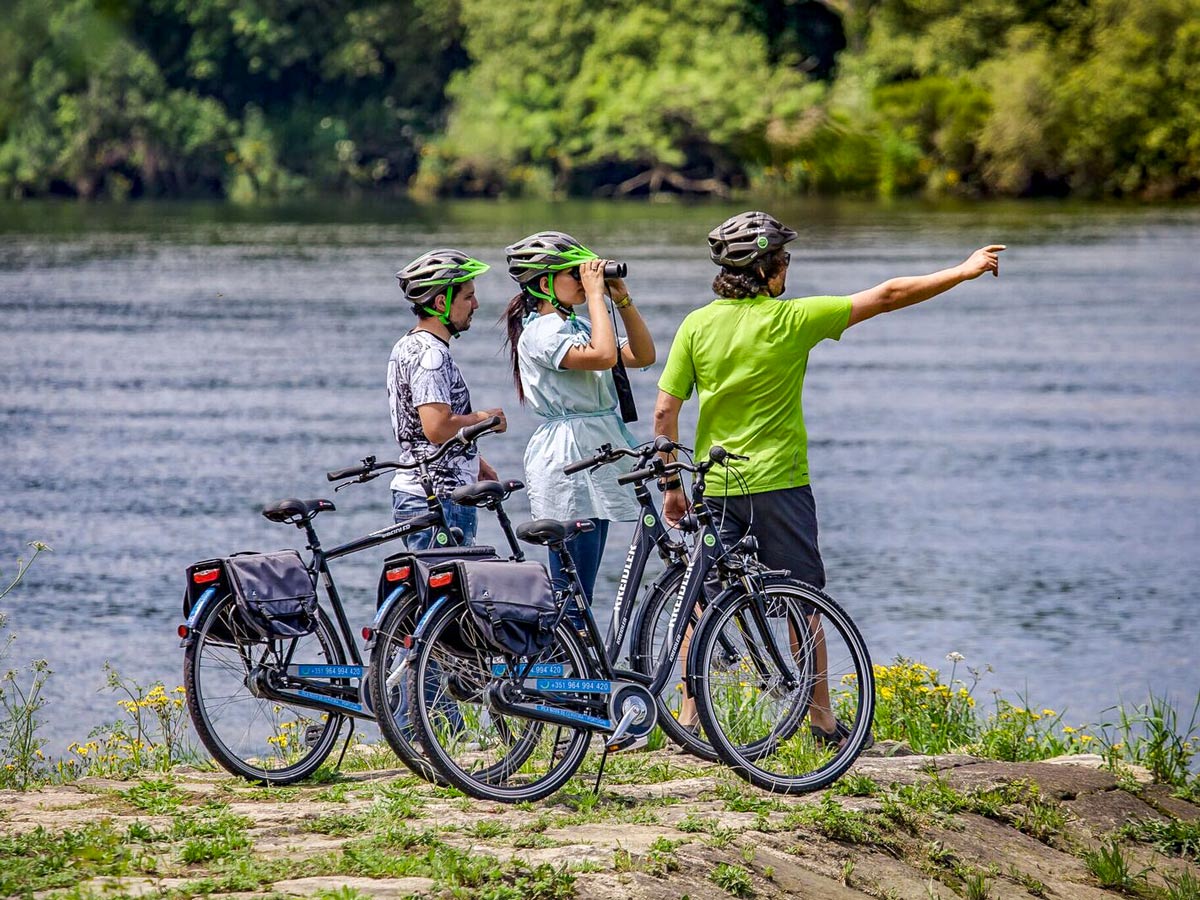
[
  {"left": 526, "top": 273, "right": 575, "bottom": 320},
  {"left": 420, "top": 284, "right": 461, "bottom": 338}
]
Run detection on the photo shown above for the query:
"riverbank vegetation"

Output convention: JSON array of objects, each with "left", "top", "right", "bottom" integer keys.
[{"left": 2, "top": 0, "right": 1197, "bottom": 202}]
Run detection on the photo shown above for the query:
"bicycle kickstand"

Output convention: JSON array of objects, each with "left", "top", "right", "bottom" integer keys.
[
  {"left": 333, "top": 718, "right": 357, "bottom": 773},
  {"left": 593, "top": 744, "right": 609, "bottom": 796}
]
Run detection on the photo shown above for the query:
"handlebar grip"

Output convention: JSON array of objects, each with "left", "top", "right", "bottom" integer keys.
[
  {"left": 327, "top": 464, "right": 369, "bottom": 481},
  {"left": 653, "top": 435, "right": 678, "bottom": 454},
  {"left": 617, "top": 466, "right": 656, "bottom": 486},
  {"left": 563, "top": 455, "right": 600, "bottom": 475},
  {"left": 461, "top": 415, "right": 501, "bottom": 442}
]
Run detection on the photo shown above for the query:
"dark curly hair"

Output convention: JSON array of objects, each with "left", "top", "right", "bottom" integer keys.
[{"left": 711, "top": 249, "right": 788, "bottom": 299}]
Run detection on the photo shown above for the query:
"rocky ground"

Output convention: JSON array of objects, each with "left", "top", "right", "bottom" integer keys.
[{"left": 2, "top": 744, "right": 1198, "bottom": 899}]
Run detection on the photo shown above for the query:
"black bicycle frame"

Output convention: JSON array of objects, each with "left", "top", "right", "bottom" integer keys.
[
  {"left": 251, "top": 461, "right": 467, "bottom": 722},
  {"left": 601, "top": 480, "right": 687, "bottom": 661}
]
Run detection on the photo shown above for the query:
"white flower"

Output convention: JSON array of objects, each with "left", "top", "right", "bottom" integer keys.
[{"left": 945, "top": 651, "right": 965, "bottom": 663}]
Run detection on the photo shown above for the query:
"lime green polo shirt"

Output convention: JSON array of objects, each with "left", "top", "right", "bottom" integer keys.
[{"left": 658, "top": 294, "right": 852, "bottom": 496}]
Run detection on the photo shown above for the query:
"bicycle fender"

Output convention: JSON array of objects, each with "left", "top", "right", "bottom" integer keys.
[
  {"left": 365, "top": 583, "right": 415, "bottom": 651},
  {"left": 179, "top": 586, "right": 218, "bottom": 648},
  {"left": 410, "top": 595, "right": 451, "bottom": 648}
]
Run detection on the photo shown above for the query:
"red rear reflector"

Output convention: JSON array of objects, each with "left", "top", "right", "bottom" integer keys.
[
  {"left": 177, "top": 625, "right": 190, "bottom": 638},
  {"left": 385, "top": 566, "right": 412, "bottom": 583},
  {"left": 193, "top": 568, "right": 220, "bottom": 584},
  {"left": 429, "top": 572, "right": 454, "bottom": 588},
  {"left": 362, "top": 627, "right": 374, "bottom": 640},
  {"left": 403, "top": 635, "right": 413, "bottom": 649}
]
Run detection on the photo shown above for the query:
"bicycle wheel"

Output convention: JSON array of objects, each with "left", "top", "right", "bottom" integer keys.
[
  {"left": 629, "top": 567, "right": 721, "bottom": 761},
  {"left": 184, "top": 592, "right": 347, "bottom": 784},
  {"left": 692, "top": 578, "right": 874, "bottom": 794},
  {"left": 411, "top": 596, "right": 592, "bottom": 803},
  {"left": 367, "top": 593, "right": 444, "bottom": 783}
]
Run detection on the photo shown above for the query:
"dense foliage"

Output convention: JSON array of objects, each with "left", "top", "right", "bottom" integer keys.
[{"left": 1, "top": 0, "right": 1197, "bottom": 200}]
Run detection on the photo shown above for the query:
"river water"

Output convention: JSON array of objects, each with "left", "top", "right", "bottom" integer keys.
[{"left": 1, "top": 198, "right": 1198, "bottom": 753}]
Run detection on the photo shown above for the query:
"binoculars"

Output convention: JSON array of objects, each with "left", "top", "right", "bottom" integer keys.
[{"left": 604, "top": 261, "right": 627, "bottom": 279}]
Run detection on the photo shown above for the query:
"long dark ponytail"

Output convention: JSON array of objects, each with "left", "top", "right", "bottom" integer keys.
[{"left": 502, "top": 291, "right": 539, "bottom": 403}]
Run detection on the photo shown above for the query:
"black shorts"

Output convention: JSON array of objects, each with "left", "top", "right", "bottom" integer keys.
[{"left": 710, "top": 485, "right": 825, "bottom": 589}]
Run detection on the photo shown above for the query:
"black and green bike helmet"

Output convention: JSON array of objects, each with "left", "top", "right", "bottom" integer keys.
[
  {"left": 707, "top": 211, "right": 797, "bottom": 268},
  {"left": 505, "top": 231, "right": 598, "bottom": 315},
  {"left": 395, "top": 248, "right": 489, "bottom": 331}
]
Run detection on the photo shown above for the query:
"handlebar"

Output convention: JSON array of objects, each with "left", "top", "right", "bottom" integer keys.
[
  {"left": 563, "top": 435, "right": 695, "bottom": 477},
  {"left": 616, "top": 465, "right": 657, "bottom": 486},
  {"left": 326, "top": 415, "right": 504, "bottom": 484},
  {"left": 615, "top": 443, "right": 748, "bottom": 486},
  {"left": 459, "top": 415, "right": 501, "bottom": 444},
  {"left": 327, "top": 458, "right": 376, "bottom": 482}
]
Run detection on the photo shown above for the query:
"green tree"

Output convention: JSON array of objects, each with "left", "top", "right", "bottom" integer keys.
[
  {"left": 416, "top": 0, "right": 815, "bottom": 196},
  {"left": 0, "top": 0, "right": 235, "bottom": 198}
]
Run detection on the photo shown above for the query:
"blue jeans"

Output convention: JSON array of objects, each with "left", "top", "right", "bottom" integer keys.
[
  {"left": 392, "top": 491, "right": 478, "bottom": 549},
  {"left": 548, "top": 518, "right": 610, "bottom": 629}
]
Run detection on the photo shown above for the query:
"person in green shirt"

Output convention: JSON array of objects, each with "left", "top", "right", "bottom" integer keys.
[{"left": 654, "top": 209, "right": 1004, "bottom": 743}]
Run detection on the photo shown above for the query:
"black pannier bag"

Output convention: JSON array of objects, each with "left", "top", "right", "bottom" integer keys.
[
  {"left": 451, "top": 560, "right": 559, "bottom": 658},
  {"left": 224, "top": 550, "right": 319, "bottom": 639}
]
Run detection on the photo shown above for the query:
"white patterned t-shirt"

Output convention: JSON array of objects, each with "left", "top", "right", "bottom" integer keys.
[{"left": 386, "top": 330, "right": 479, "bottom": 496}]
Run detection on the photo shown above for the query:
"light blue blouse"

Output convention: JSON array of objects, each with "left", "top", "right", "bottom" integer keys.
[{"left": 518, "top": 312, "right": 641, "bottom": 522}]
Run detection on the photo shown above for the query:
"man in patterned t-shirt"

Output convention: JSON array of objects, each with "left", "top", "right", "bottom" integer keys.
[{"left": 389, "top": 249, "right": 506, "bottom": 548}]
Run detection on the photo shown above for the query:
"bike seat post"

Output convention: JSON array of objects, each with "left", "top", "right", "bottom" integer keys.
[
  {"left": 493, "top": 502, "right": 525, "bottom": 562},
  {"left": 303, "top": 519, "right": 323, "bottom": 553}
]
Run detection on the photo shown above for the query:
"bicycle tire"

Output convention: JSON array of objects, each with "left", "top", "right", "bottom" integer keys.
[
  {"left": 411, "top": 596, "right": 592, "bottom": 803},
  {"left": 692, "top": 578, "right": 874, "bottom": 794},
  {"left": 184, "top": 592, "right": 347, "bottom": 784},
  {"left": 367, "top": 593, "right": 445, "bottom": 783},
  {"left": 629, "top": 567, "right": 721, "bottom": 761}
]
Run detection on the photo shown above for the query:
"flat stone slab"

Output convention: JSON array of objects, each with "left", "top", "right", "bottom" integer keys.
[{"left": 272, "top": 876, "right": 437, "bottom": 897}]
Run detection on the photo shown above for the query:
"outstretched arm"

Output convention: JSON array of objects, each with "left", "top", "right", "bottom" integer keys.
[{"left": 847, "top": 245, "right": 1006, "bottom": 329}]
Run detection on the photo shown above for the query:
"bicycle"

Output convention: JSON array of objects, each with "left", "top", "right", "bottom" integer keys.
[
  {"left": 405, "top": 443, "right": 875, "bottom": 801},
  {"left": 179, "top": 417, "right": 503, "bottom": 784},
  {"left": 366, "top": 475, "right": 527, "bottom": 782},
  {"left": 562, "top": 437, "right": 748, "bottom": 762}
]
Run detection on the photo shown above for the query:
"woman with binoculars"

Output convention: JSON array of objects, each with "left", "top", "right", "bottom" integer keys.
[{"left": 502, "top": 231, "right": 655, "bottom": 606}]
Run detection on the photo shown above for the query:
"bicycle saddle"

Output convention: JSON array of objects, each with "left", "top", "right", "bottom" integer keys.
[
  {"left": 450, "top": 479, "right": 524, "bottom": 508},
  {"left": 262, "top": 498, "right": 335, "bottom": 524},
  {"left": 515, "top": 518, "right": 596, "bottom": 546}
]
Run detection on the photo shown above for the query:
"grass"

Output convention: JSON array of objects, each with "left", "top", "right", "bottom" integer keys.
[
  {"left": 172, "top": 801, "right": 253, "bottom": 864},
  {"left": 784, "top": 794, "right": 893, "bottom": 848},
  {"left": 118, "top": 778, "right": 186, "bottom": 814},
  {"left": 1119, "top": 818, "right": 1200, "bottom": 862},
  {"left": 1163, "top": 869, "right": 1200, "bottom": 900},
  {"left": 1099, "top": 692, "right": 1200, "bottom": 787},
  {"left": 962, "top": 869, "right": 991, "bottom": 900},
  {"left": 711, "top": 861, "right": 755, "bottom": 897},
  {"left": 832, "top": 773, "right": 879, "bottom": 797},
  {"left": 644, "top": 836, "right": 683, "bottom": 877},
  {"left": 1081, "top": 839, "right": 1147, "bottom": 892},
  {"left": 1008, "top": 864, "right": 1049, "bottom": 897},
  {"left": 713, "top": 779, "right": 788, "bottom": 814}
]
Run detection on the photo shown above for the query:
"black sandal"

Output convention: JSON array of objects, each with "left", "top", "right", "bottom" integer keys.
[{"left": 810, "top": 719, "right": 874, "bottom": 750}]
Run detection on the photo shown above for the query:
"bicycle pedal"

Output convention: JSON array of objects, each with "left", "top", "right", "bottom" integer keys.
[
  {"left": 607, "top": 732, "right": 651, "bottom": 753},
  {"left": 304, "top": 724, "right": 324, "bottom": 746}
]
